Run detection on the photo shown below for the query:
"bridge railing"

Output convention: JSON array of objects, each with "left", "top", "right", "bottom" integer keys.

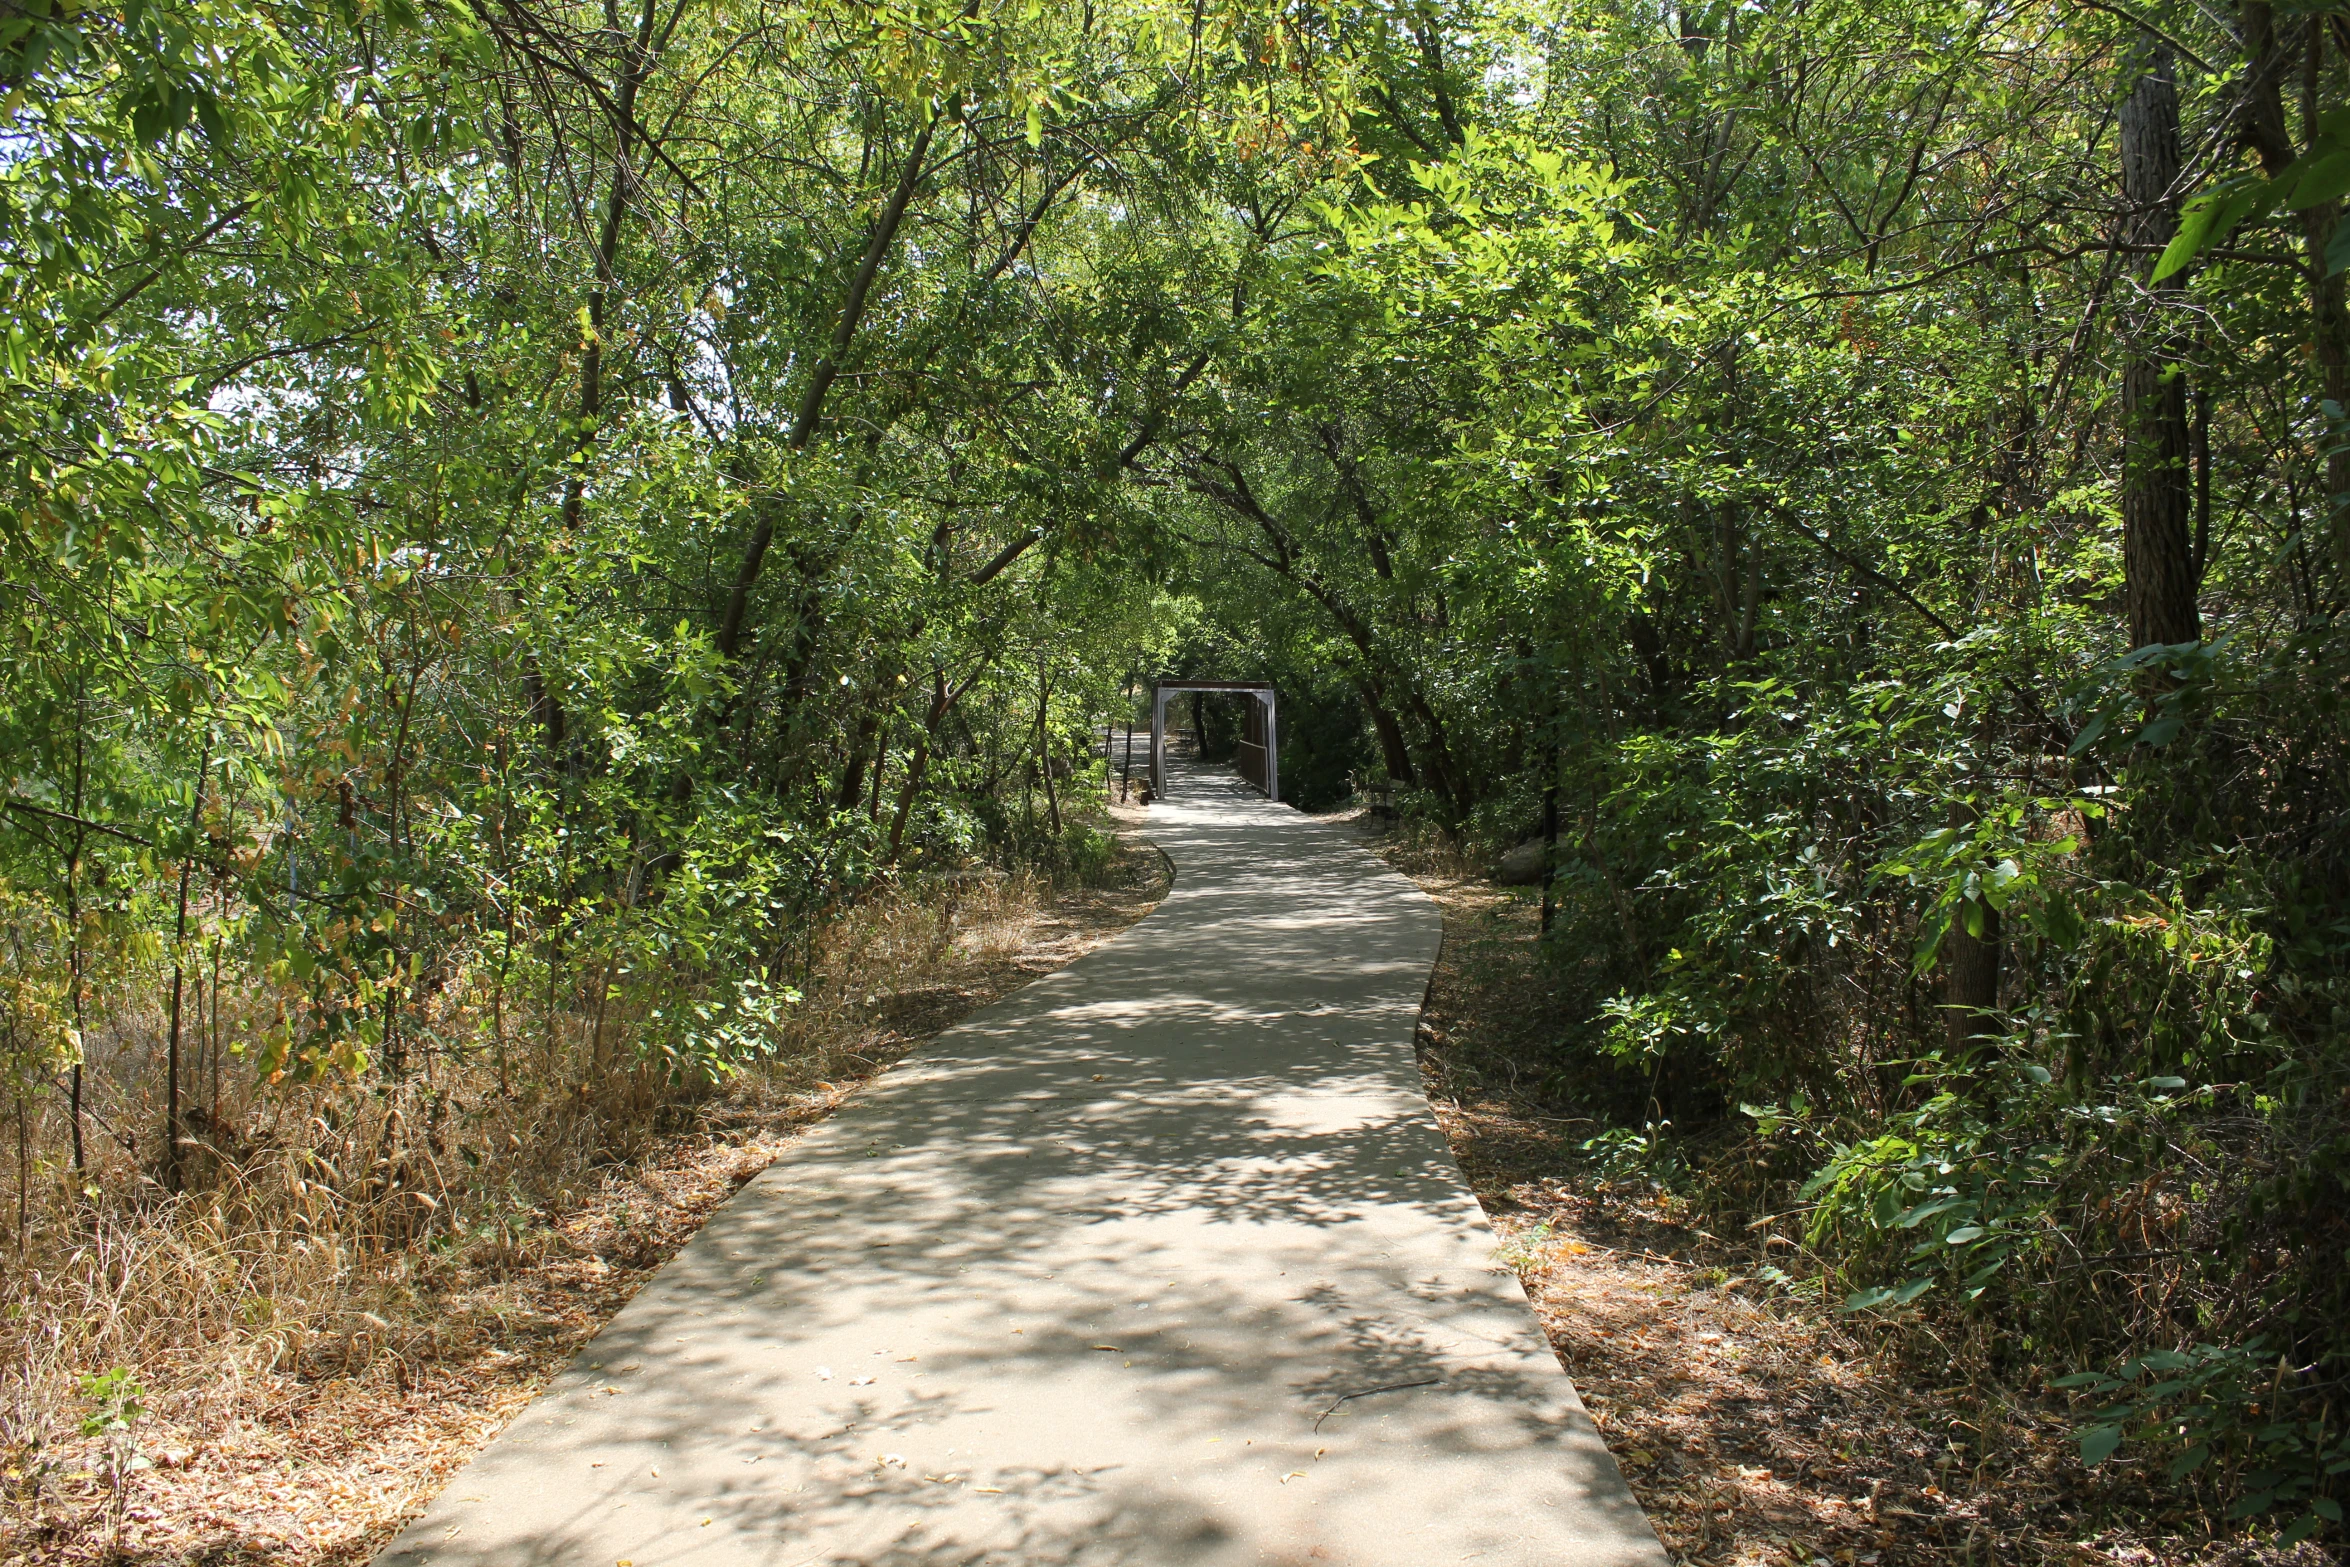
[{"left": 1235, "top": 735, "right": 1268, "bottom": 792}]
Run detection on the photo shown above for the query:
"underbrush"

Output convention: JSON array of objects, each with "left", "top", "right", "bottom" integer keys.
[
  {"left": 1389, "top": 647, "right": 2350, "bottom": 1553},
  {"left": 0, "top": 824, "right": 1161, "bottom": 1560},
  {"left": 1544, "top": 935, "right": 2350, "bottom": 1548},
  {"left": 1384, "top": 803, "right": 2349, "bottom": 1561},
  {"left": 1739, "top": 1053, "right": 2350, "bottom": 1548}
]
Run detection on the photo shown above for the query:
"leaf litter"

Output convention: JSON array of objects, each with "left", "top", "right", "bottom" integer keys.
[
  {"left": 1380, "top": 844, "right": 2333, "bottom": 1567},
  {"left": 0, "top": 859, "right": 1168, "bottom": 1566}
]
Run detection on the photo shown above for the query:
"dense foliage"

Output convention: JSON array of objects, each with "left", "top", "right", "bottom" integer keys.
[
  {"left": 0, "top": 0, "right": 1285, "bottom": 1100},
  {"left": 1157, "top": 1, "right": 2350, "bottom": 1544},
  {"left": 5, "top": 0, "right": 2349, "bottom": 1548}
]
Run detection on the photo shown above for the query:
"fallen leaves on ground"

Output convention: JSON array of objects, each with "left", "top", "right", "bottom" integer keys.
[
  {"left": 1, "top": 854, "right": 1166, "bottom": 1567},
  {"left": 1386, "top": 849, "right": 2329, "bottom": 1567}
]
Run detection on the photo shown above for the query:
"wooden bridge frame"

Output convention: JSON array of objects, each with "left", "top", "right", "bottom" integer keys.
[{"left": 1151, "top": 681, "right": 1278, "bottom": 802}]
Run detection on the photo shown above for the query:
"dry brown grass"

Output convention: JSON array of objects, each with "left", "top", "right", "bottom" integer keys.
[
  {"left": 0, "top": 846, "right": 1167, "bottom": 1566},
  {"left": 1380, "top": 851, "right": 2330, "bottom": 1567},
  {"left": 26, "top": 798, "right": 2320, "bottom": 1567}
]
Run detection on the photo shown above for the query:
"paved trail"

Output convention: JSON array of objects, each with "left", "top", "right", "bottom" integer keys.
[{"left": 381, "top": 765, "right": 1664, "bottom": 1567}]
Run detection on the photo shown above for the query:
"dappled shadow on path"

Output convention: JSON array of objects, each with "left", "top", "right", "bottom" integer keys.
[{"left": 379, "top": 767, "right": 1663, "bottom": 1567}]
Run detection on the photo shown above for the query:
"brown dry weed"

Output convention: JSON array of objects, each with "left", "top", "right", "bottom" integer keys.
[
  {"left": 1383, "top": 850, "right": 2330, "bottom": 1567},
  {"left": 0, "top": 846, "right": 1167, "bottom": 1566}
]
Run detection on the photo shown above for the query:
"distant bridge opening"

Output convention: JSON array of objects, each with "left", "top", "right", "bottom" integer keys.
[{"left": 1150, "top": 681, "right": 1277, "bottom": 801}]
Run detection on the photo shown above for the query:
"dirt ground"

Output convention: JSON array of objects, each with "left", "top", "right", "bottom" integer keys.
[
  {"left": 1376, "top": 841, "right": 2329, "bottom": 1567},
  {"left": 0, "top": 849, "right": 1170, "bottom": 1567},
  {"left": 9, "top": 807, "right": 2326, "bottom": 1567}
]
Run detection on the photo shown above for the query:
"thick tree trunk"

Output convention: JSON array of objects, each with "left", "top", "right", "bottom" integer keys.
[
  {"left": 1349, "top": 673, "right": 1418, "bottom": 785},
  {"left": 838, "top": 700, "right": 884, "bottom": 810},
  {"left": 1710, "top": 500, "right": 1761, "bottom": 661},
  {"left": 2240, "top": 5, "right": 2350, "bottom": 583},
  {"left": 885, "top": 735, "right": 932, "bottom": 863},
  {"left": 1395, "top": 683, "right": 1475, "bottom": 825},
  {"left": 1623, "top": 612, "right": 1672, "bottom": 703},
  {"left": 2119, "top": 49, "right": 2200, "bottom": 650},
  {"left": 1943, "top": 905, "right": 2003, "bottom": 1054}
]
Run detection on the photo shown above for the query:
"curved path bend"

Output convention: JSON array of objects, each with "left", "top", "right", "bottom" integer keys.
[{"left": 381, "top": 764, "right": 1664, "bottom": 1567}]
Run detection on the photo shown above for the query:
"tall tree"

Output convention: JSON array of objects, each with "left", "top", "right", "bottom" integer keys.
[{"left": 2119, "top": 45, "right": 2199, "bottom": 651}]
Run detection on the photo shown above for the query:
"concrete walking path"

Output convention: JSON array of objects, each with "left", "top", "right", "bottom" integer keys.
[{"left": 380, "top": 765, "right": 1665, "bottom": 1567}]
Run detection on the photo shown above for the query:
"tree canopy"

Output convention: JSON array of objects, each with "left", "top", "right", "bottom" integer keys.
[{"left": 5, "top": 0, "right": 2349, "bottom": 1544}]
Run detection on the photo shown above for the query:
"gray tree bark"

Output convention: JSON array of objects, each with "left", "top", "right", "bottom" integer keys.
[
  {"left": 2240, "top": 5, "right": 2350, "bottom": 588},
  {"left": 2119, "top": 48, "right": 2200, "bottom": 650}
]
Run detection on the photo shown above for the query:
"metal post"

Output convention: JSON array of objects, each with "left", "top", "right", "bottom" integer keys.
[
  {"left": 1150, "top": 686, "right": 1167, "bottom": 797},
  {"left": 1263, "top": 691, "right": 1279, "bottom": 803}
]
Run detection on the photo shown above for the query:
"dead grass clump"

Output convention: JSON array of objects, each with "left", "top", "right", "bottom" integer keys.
[
  {"left": 1364, "top": 813, "right": 1473, "bottom": 880},
  {"left": 0, "top": 840, "right": 1166, "bottom": 1566}
]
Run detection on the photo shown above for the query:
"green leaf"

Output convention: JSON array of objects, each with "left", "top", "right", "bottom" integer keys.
[
  {"left": 2327, "top": 214, "right": 2350, "bottom": 277},
  {"left": 2154, "top": 180, "right": 2271, "bottom": 280},
  {"left": 2079, "top": 1425, "right": 2124, "bottom": 1467},
  {"left": 1841, "top": 1285, "right": 1895, "bottom": 1312},
  {"left": 1894, "top": 1195, "right": 1971, "bottom": 1228},
  {"left": 2287, "top": 149, "right": 2350, "bottom": 209},
  {"left": 193, "top": 89, "right": 231, "bottom": 148},
  {"left": 1959, "top": 1253, "right": 2011, "bottom": 1296}
]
